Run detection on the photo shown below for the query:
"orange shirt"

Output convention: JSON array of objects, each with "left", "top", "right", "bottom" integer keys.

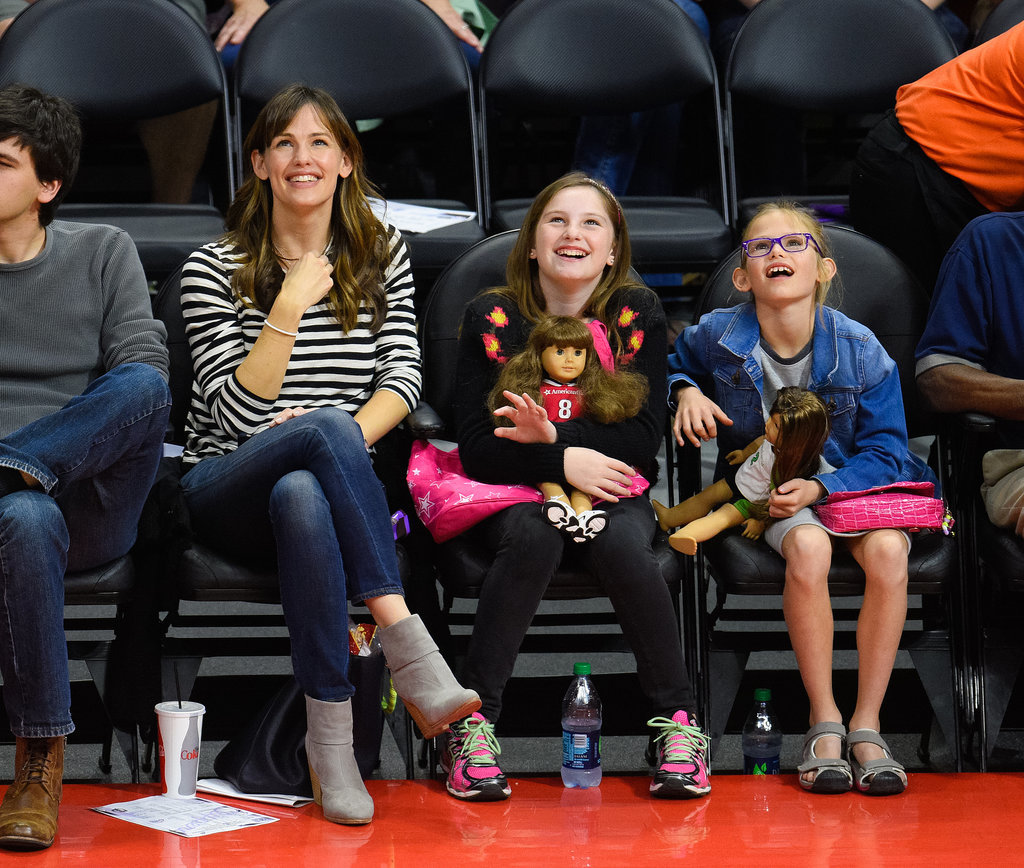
[{"left": 896, "top": 22, "right": 1024, "bottom": 212}]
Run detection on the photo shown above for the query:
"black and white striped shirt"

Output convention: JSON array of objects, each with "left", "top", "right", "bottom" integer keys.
[{"left": 180, "top": 225, "right": 421, "bottom": 463}]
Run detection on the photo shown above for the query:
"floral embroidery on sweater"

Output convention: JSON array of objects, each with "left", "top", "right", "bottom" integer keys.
[
  {"left": 614, "top": 304, "right": 644, "bottom": 365},
  {"left": 480, "top": 301, "right": 645, "bottom": 367},
  {"left": 482, "top": 305, "right": 509, "bottom": 363}
]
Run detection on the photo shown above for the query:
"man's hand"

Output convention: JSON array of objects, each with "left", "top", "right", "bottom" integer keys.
[
  {"left": 215, "top": 0, "right": 270, "bottom": 52},
  {"left": 419, "top": 0, "right": 483, "bottom": 52}
]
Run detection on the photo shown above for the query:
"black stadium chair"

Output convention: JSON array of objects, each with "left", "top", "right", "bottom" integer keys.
[
  {"left": 478, "top": 0, "right": 733, "bottom": 275},
  {"left": 971, "top": 0, "right": 1024, "bottom": 45},
  {"left": 677, "top": 225, "right": 966, "bottom": 767},
  {"left": 724, "top": 0, "right": 957, "bottom": 229},
  {"left": 232, "top": 0, "right": 485, "bottom": 289},
  {"left": 0, "top": 0, "right": 235, "bottom": 282},
  {"left": 940, "top": 410, "right": 1024, "bottom": 770}
]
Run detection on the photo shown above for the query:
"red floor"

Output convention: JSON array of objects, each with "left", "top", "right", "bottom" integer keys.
[{"left": 6, "top": 773, "right": 1020, "bottom": 866}]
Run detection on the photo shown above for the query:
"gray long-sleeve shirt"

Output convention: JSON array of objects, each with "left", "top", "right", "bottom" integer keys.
[{"left": 0, "top": 221, "right": 168, "bottom": 438}]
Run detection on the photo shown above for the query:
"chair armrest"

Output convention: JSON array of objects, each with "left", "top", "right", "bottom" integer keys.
[
  {"left": 405, "top": 401, "right": 446, "bottom": 439},
  {"left": 673, "top": 434, "right": 706, "bottom": 503},
  {"left": 962, "top": 411, "right": 997, "bottom": 435},
  {"left": 932, "top": 410, "right": 998, "bottom": 513}
]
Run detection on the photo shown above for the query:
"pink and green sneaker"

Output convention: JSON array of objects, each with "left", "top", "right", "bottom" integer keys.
[
  {"left": 440, "top": 713, "right": 511, "bottom": 802},
  {"left": 647, "top": 710, "right": 711, "bottom": 799}
]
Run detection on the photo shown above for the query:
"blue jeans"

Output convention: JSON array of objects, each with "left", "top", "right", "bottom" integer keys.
[
  {"left": 180, "top": 408, "right": 404, "bottom": 701},
  {"left": 0, "top": 363, "right": 171, "bottom": 737},
  {"left": 572, "top": 0, "right": 710, "bottom": 196}
]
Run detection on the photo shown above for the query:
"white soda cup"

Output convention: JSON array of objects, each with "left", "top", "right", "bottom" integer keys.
[{"left": 155, "top": 701, "right": 205, "bottom": 798}]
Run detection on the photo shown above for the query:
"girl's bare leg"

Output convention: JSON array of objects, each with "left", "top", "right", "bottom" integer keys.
[
  {"left": 781, "top": 524, "right": 842, "bottom": 784},
  {"left": 845, "top": 529, "right": 910, "bottom": 766},
  {"left": 652, "top": 478, "right": 733, "bottom": 531}
]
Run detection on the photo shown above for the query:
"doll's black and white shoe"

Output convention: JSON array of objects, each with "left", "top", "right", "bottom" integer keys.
[
  {"left": 573, "top": 510, "right": 608, "bottom": 542},
  {"left": 543, "top": 499, "right": 576, "bottom": 530}
]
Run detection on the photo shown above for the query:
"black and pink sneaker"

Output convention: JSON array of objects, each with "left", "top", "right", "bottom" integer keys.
[
  {"left": 440, "top": 713, "right": 511, "bottom": 802},
  {"left": 647, "top": 710, "right": 711, "bottom": 799}
]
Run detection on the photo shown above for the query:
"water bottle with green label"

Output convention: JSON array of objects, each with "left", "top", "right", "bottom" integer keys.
[{"left": 741, "top": 688, "right": 782, "bottom": 774}]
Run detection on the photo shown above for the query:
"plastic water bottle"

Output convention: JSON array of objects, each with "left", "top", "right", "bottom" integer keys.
[
  {"left": 741, "top": 687, "right": 782, "bottom": 775},
  {"left": 561, "top": 662, "right": 602, "bottom": 788}
]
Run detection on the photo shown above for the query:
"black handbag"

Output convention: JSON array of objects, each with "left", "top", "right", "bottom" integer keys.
[
  {"left": 213, "top": 653, "right": 388, "bottom": 796},
  {"left": 213, "top": 675, "right": 312, "bottom": 797}
]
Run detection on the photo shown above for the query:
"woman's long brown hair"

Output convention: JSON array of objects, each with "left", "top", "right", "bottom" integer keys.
[{"left": 225, "top": 84, "right": 390, "bottom": 333}]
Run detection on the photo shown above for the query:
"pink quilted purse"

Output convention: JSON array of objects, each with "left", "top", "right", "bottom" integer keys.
[{"left": 814, "top": 481, "right": 953, "bottom": 534}]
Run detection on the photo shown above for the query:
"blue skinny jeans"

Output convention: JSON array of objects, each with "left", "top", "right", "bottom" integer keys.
[
  {"left": 0, "top": 363, "right": 171, "bottom": 737},
  {"left": 180, "top": 408, "right": 404, "bottom": 702}
]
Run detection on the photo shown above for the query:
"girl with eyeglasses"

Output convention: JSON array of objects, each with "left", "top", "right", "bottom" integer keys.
[{"left": 666, "top": 202, "right": 934, "bottom": 797}]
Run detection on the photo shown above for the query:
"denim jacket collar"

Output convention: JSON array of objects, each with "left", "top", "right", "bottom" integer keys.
[{"left": 717, "top": 303, "right": 840, "bottom": 391}]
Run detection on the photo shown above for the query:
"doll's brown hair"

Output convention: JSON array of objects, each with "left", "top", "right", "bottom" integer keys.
[
  {"left": 746, "top": 387, "right": 830, "bottom": 522},
  {"left": 488, "top": 316, "right": 648, "bottom": 425},
  {"left": 770, "top": 386, "right": 831, "bottom": 489}
]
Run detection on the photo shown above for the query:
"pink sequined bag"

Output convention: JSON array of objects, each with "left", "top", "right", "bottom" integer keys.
[{"left": 814, "top": 481, "right": 953, "bottom": 534}]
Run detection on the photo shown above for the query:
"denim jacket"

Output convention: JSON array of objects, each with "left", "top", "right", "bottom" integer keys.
[{"left": 667, "top": 303, "right": 934, "bottom": 495}]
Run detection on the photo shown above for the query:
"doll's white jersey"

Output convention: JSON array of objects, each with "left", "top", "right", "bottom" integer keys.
[{"left": 734, "top": 442, "right": 834, "bottom": 503}]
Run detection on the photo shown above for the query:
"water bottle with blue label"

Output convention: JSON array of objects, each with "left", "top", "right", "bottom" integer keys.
[{"left": 561, "top": 662, "right": 602, "bottom": 788}]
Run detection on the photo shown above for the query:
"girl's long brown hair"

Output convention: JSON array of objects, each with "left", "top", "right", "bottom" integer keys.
[
  {"left": 225, "top": 84, "right": 390, "bottom": 333},
  {"left": 488, "top": 316, "right": 647, "bottom": 424},
  {"left": 493, "top": 172, "right": 643, "bottom": 356}
]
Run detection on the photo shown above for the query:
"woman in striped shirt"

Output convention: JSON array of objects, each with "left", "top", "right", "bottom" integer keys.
[{"left": 179, "top": 84, "right": 478, "bottom": 826}]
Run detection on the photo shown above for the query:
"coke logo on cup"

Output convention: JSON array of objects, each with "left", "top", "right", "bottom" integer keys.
[{"left": 180, "top": 747, "right": 199, "bottom": 760}]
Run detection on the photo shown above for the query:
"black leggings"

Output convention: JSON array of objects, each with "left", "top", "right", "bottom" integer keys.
[{"left": 462, "top": 495, "right": 694, "bottom": 723}]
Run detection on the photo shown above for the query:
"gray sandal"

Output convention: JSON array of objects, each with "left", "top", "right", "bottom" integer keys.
[
  {"left": 797, "top": 722, "right": 853, "bottom": 794},
  {"left": 846, "top": 729, "right": 907, "bottom": 796}
]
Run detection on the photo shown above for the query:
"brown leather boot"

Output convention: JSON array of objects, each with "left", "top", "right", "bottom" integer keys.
[{"left": 0, "top": 736, "right": 64, "bottom": 851}]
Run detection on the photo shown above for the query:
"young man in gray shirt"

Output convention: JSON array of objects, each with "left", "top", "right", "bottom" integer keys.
[{"left": 0, "top": 84, "right": 170, "bottom": 851}]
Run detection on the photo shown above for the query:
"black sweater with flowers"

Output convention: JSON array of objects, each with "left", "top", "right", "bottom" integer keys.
[{"left": 453, "top": 285, "right": 666, "bottom": 487}]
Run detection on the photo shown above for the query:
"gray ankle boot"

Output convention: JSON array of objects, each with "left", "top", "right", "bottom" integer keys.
[
  {"left": 378, "top": 614, "right": 481, "bottom": 739},
  {"left": 305, "top": 696, "right": 373, "bottom": 825}
]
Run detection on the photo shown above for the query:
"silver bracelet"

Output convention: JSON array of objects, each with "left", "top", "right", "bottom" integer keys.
[{"left": 264, "top": 320, "right": 298, "bottom": 337}]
